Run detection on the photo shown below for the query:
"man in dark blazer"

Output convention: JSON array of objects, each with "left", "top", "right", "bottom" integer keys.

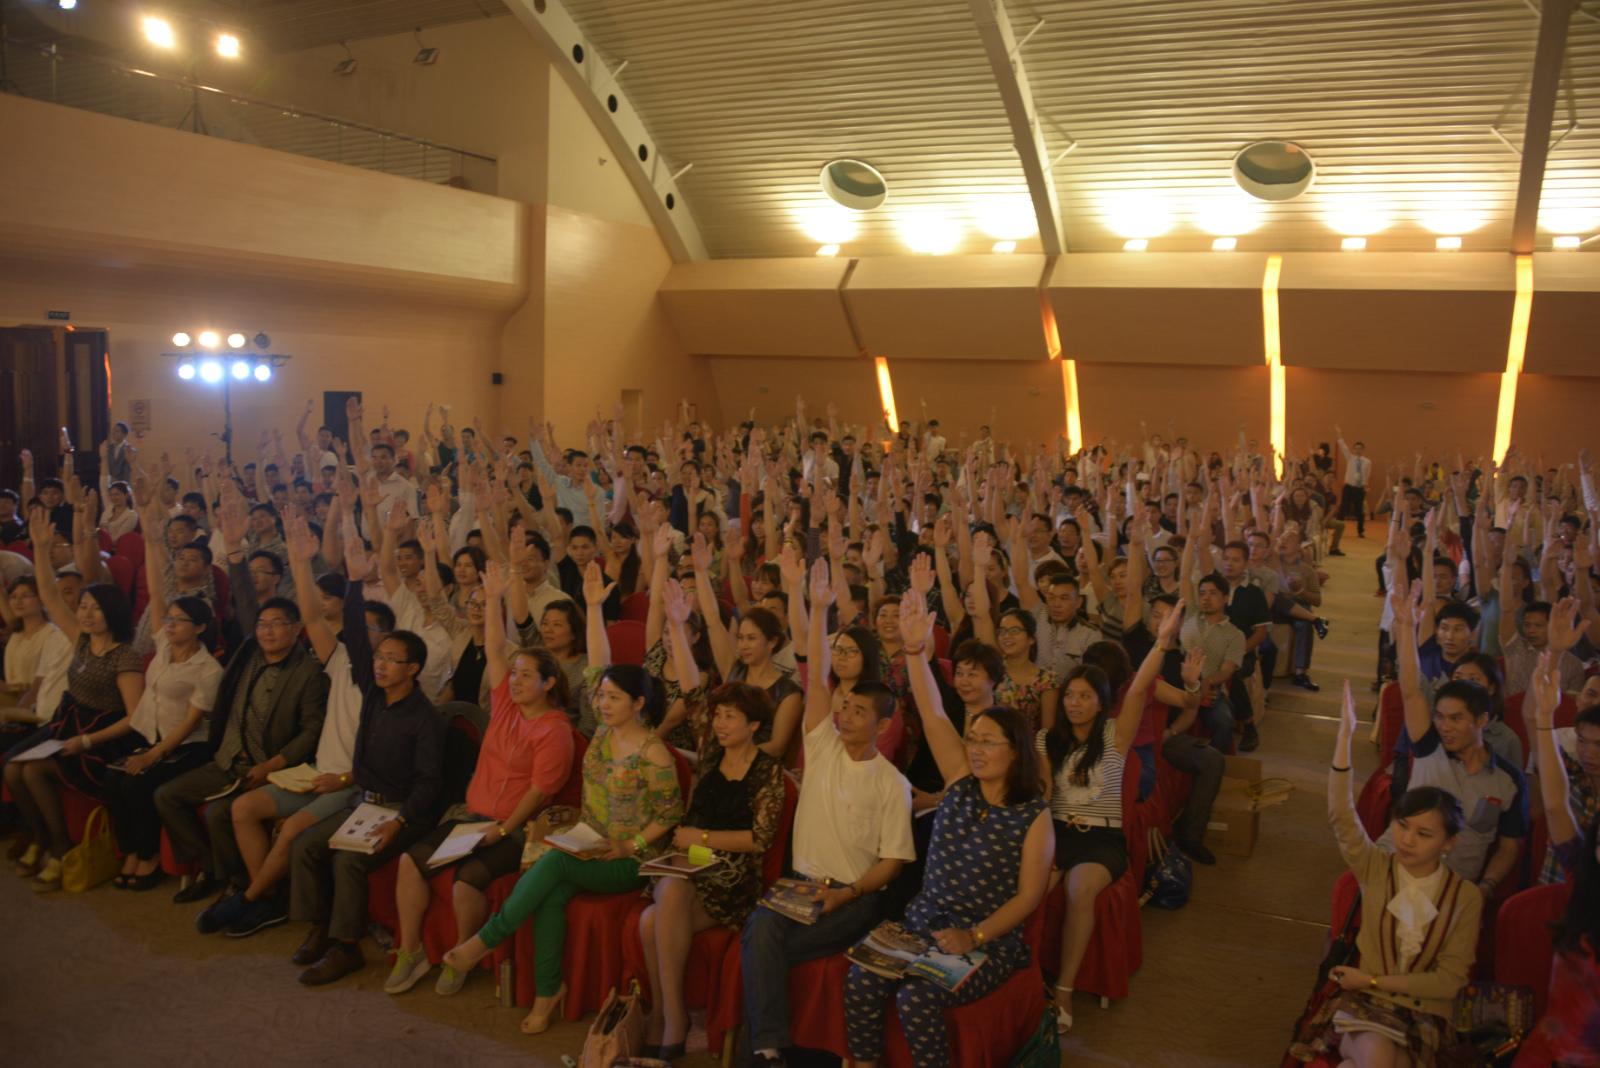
[{"left": 154, "top": 596, "right": 329, "bottom": 906}]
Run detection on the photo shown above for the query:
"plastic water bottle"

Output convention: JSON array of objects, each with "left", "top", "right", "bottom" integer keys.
[{"left": 499, "top": 960, "right": 513, "bottom": 1007}]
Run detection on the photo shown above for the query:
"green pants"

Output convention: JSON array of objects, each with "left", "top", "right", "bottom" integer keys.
[{"left": 477, "top": 850, "right": 642, "bottom": 996}]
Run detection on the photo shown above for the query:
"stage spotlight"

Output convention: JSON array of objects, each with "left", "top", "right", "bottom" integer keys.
[
  {"left": 216, "top": 33, "right": 241, "bottom": 59},
  {"left": 230, "top": 359, "right": 251, "bottom": 380},
  {"left": 254, "top": 363, "right": 273, "bottom": 382},
  {"left": 172, "top": 331, "right": 191, "bottom": 347},
  {"left": 199, "top": 359, "right": 223, "bottom": 383},
  {"left": 142, "top": 15, "right": 176, "bottom": 49},
  {"left": 226, "top": 332, "right": 247, "bottom": 349},
  {"left": 197, "top": 330, "right": 220, "bottom": 349},
  {"left": 177, "top": 360, "right": 196, "bottom": 381},
  {"left": 58, "top": 0, "right": 78, "bottom": 10}
]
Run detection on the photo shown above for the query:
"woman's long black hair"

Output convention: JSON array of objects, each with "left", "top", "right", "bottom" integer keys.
[{"left": 1044, "top": 664, "right": 1113, "bottom": 786}]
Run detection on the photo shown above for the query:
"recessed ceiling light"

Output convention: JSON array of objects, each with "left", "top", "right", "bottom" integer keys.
[
  {"left": 797, "top": 204, "right": 857, "bottom": 245},
  {"left": 142, "top": 15, "right": 176, "bottom": 49},
  {"left": 1554, "top": 235, "right": 1582, "bottom": 250},
  {"left": 1122, "top": 238, "right": 1149, "bottom": 252},
  {"left": 1420, "top": 207, "right": 1483, "bottom": 235},
  {"left": 1435, "top": 236, "right": 1462, "bottom": 251},
  {"left": 815, "top": 244, "right": 839, "bottom": 257},
  {"left": 215, "top": 32, "right": 241, "bottom": 59},
  {"left": 1340, "top": 236, "right": 1367, "bottom": 251},
  {"left": 991, "top": 240, "right": 1016, "bottom": 254},
  {"left": 1211, "top": 237, "right": 1238, "bottom": 252},
  {"left": 897, "top": 210, "right": 962, "bottom": 255},
  {"left": 1326, "top": 197, "right": 1389, "bottom": 237},
  {"left": 1103, "top": 193, "right": 1173, "bottom": 239},
  {"left": 1195, "top": 195, "right": 1261, "bottom": 236},
  {"left": 974, "top": 196, "right": 1037, "bottom": 240}
]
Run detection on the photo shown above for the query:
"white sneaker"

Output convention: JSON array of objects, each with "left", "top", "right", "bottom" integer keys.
[
  {"left": 434, "top": 963, "right": 469, "bottom": 996},
  {"left": 383, "top": 948, "right": 432, "bottom": 994},
  {"left": 31, "top": 856, "right": 62, "bottom": 893},
  {"left": 1055, "top": 986, "right": 1073, "bottom": 1033}
]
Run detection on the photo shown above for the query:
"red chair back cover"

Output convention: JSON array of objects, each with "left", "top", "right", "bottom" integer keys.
[
  {"left": 105, "top": 554, "right": 136, "bottom": 598},
  {"left": 113, "top": 531, "right": 144, "bottom": 561},
  {"left": 606, "top": 620, "right": 647, "bottom": 666},
  {"left": 1354, "top": 767, "right": 1393, "bottom": 840},
  {"left": 552, "top": 727, "right": 589, "bottom": 809},
  {"left": 1377, "top": 682, "right": 1405, "bottom": 767},
  {"left": 1494, "top": 880, "right": 1572, "bottom": 1017},
  {"left": 619, "top": 592, "right": 650, "bottom": 623}
]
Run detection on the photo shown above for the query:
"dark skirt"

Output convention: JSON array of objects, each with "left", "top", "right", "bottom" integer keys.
[
  {"left": 1289, "top": 989, "right": 1452, "bottom": 1067},
  {"left": 1052, "top": 820, "right": 1128, "bottom": 881},
  {"left": 47, "top": 694, "right": 135, "bottom": 798}
]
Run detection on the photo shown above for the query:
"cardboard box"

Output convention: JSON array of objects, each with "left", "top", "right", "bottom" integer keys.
[{"left": 1208, "top": 755, "right": 1263, "bottom": 858}]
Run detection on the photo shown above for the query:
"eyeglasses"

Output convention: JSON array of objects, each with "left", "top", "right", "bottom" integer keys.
[
  {"left": 374, "top": 653, "right": 415, "bottom": 666},
  {"left": 163, "top": 616, "right": 195, "bottom": 627},
  {"left": 831, "top": 645, "right": 861, "bottom": 657}
]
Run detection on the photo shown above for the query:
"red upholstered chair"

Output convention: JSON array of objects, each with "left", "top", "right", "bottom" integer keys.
[
  {"left": 1376, "top": 681, "right": 1405, "bottom": 767},
  {"left": 931, "top": 625, "right": 951, "bottom": 661},
  {"left": 113, "top": 531, "right": 144, "bottom": 561},
  {"left": 1494, "top": 880, "right": 1572, "bottom": 1017},
  {"left": 9, "top": 542, "right": 30, "bottom": 561},
  {"left": 606, "top": 621, "right": 648, "bottom": 667},
  {"left": 1553, "top": 692, "right": 1578, "bottom": 728},
  {"left": 561, "top": 747, "right": 694, "bottom": 1021},
  {"left": 105, "top": 554, "right": 136, "bottom": 598},
  {"left": 96, "top": 528, "right": 114, "bottom": 555},
  {"left": 60, "top": 784, "right": 100, "bottom": 843},
  {"left": 619, "top": 592, "right": 651, "bottom": 623},
  {"left": 1329, "top": 870, "right": 1360, "bottom": 936},
  {"left": 1354, "top": 767, "right": 1392, "bottom": 840},
  {"left": 787, "top": 954, "right": 853, "bottom": 1059},
  {"left": 1500, "top": 693, "right": 1532, "bottom": 763},
  {"left": 160, "top": 827, "right": 198, "bottom": 879}
]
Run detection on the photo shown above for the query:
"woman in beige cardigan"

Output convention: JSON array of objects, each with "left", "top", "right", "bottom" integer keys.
[{"left": 1293, "top": 681, "right": 1481, "bottom": 1068}]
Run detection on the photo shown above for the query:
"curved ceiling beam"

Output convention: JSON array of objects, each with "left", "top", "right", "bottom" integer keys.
[
  {"left": 968, "top": 0, "right": 1065, "bottom": 254},
  {"left": 501, "top": 0, "right": 708, "bottom": 261}
]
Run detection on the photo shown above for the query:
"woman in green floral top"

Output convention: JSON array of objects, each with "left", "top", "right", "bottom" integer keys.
[{"left": 446, "top": 565, "right": 682, "bottom": 1035}]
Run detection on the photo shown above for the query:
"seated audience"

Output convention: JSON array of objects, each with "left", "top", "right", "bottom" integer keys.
[
  {"left": 0, "top": 577, "right": 72, "bottom": 753},
  {"left": 1518, "top": 651, "right": 1600, "bottom": 1066},
  {"left": 638, "top": 680, "right": 784, "bottom": 1059},
  {"left": 7, "top": 507, "right": 144, "bottom": 890},
  {"left": 1293, "top": 682, "right": 1479, "bottom": 1067},
  {"left": 843, "top": 586, "right": 1052, "bottom": 1067},
  {"left": 740, "top": 560, "right": 914, "bottom": 1067},
  {"left": 441, "top": 646, "right": 682, "bottom": 1034},
  {"left": 386, "top": 562, "right": 576, "bottom": 996}
]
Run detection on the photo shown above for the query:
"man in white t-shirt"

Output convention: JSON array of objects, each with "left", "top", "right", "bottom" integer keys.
[{"left": 740, "top": 564, "right": 915, "bottom": 1066}]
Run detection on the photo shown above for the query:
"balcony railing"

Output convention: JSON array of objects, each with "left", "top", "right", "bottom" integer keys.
[{"left": 1, "top": 36, "right": 498, "bottom": 193}]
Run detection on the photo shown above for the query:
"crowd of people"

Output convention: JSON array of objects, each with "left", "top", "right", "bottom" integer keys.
[{"left": 0, "top": 401, "right": 1595, "bottom": 1067}]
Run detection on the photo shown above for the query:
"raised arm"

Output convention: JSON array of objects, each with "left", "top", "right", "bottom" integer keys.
[
  {"left": 802, "top": 557, "right": 836, "bottom": 735},
  {"left": 1328, "top": 679, "right": 1373, "bottom": 864},
  {"left": 140, "top": 493, "right": 172, "bottom": 631},
  {"left": 970, "top": 532, "right": 997, "bottom": 647},
  {"left": 932, "top": 516, "right": 965, "bottom": 633},
  {"left": 25, "top": 506, "right": 79, "bottom": 643},
  {"left": 1115, "top": 599, "right": 1185, "bottom": 754},
  {"left": 1390, "top": 569, "right": 1430, "bottom": 746},
  {"left": 378, "top": 492, "right": 409, "bottom": 596},
  {"left": 1530, "top": 650, "right": 1580, "bottom": 846},
  {"left": 481, "top": 561, "right": 512, "bottom": 691},
  {"left": 583, "top": 560, "right": 615, "bottom": 669},
  {"left": 690, "top": 532, "right": 736, "bottom": 679},
  {"left": 1497, "top": 518, "right": 1520, "bottom": 649},
  {"left": 286, "top": 515, "right": 338, "bottom": 664},
  {"left": 899, "top": 581, "right": 971, "bottom": 787}
]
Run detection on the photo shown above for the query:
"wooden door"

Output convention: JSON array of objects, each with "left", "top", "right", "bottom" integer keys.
[{"left": 0, "top": 328, "right": 62, "bottom": 492}]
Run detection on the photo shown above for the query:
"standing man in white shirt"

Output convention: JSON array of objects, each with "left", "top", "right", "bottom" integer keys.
[{"left": 1334, "top": 426, "right": 1372, "bottom": 540}]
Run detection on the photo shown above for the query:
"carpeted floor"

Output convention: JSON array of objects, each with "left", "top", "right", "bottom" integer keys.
[{"left": 2, "top": 536, "right": 1386, "bottom": 1067}]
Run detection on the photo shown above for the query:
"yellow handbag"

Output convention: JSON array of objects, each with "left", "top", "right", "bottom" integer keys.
[{"left": 62, "top": 805, "right": 119, "bottom": 893}]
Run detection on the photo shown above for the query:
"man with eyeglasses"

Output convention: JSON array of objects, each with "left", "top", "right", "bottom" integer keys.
[
  {"left": 154, "top": 597, "right": 329, "bottom": 908},
  {"left": 284, "top": 532, "right": 445, "bottom": 986}
]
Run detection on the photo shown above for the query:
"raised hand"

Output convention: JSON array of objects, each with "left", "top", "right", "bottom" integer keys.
[
  {"left": 972, "top": 530, "right": 993, "bottom": 572},
  {"left": 909, "top": 551, "right": 935, "bottom": 596},
  {"left": 651, "top": 523, "right": 674, "bottom": 560},
  {"left": 1180, "top": 648, "right": 1204, "bottom": 690},
  {"left": 776, "top": 543, "right": 805, "bottom": 590},
  {"left": 344, "top": 532, "right": 373, "bottom": 582},
  {"left": 1338, "top": 679, "right": 1357, "bottom": 742},
  {"left": 662, "top": 578, "right": 694, "bottom": 624},
  {"left": 583, "top": 560, "right": 616, "bottom": 607},
  {"left": 809, "top": 556, "right": 834, "bottom": 607},
  {"left": 507, "top": 523, "right": 530, "bottom": 569},
  {"left": 1157, "top": 597, "right": 1186, "bottom": 647},
  {"left": 1546, "top": 595, "right": 1588, "bottom": 655},
  {"left": 898, "top": 588, "right": 934, "bottom": 650},
  {"left": 690, "top": 531, "right": 714, "bottom": 574},
  {"left": 286, "top": 515, "right": 320, "bottom": 562},
  {"left": 482, "top": 560, "right": 509, "bottom": 601}
]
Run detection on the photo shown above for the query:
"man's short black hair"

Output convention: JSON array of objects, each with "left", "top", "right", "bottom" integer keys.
[
  {"left": 1435, "top": 601, "right": 1481, "bottom": 631},
  {"left": 366, "top": 600, "right": 397, "bottom": 633},
  {"left": 524, "top": 530, "right": 552, "bottom": 561},
  {"left": 1434, "top": 679, "right": 1491, "bottom": 720},
  {"left": 257, "top": 596, "right": 301, "bottom": 624},
  {"left": 569, "top": 525, "right": 597, "bottom": 543},
  {"left": 247, "top": 549, "right": 284, "bottom": 575},
  {"left": 1196, "top": 571, "right": 1230, "bottom": 596},
  {"left": 0, "top": 488, "right": 18, "bottom": 504},
  {"left": 380, "top": 629, "right": 429, "bottom": 670},
  {"left": 181, "top": 491, "right": 206, "bottom": 508},
  {"left": 397, "top": 539, "right": 423, "bottom": 557},
  {"left": 371, "top": 442, "right": 395, "bottom": 458},
  {"left": 175, "top": 540, "right": 213, "bottom": 565},
  {"left": 39, "top": 477, "right": 64, "bottom": 492}
]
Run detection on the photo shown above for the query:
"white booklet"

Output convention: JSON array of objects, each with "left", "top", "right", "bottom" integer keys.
[
  {"left": 543, "top": 821, "right": 608, "bottom": 858},
  {"left": 329, "top": 802, "right": 398, "bottom": 854},
  {"left": 266, "top": 764, "right": 321, "bottom": 793},
  {"left": 426, "top": 821, "right": 496, "bottom": 870},
  {"left": 9, "top": 738, "right": 66, "bottom": 763}
]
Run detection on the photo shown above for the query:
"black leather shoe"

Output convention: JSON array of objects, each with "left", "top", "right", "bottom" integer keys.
[
  {"left": 1177, "top": 839, "right": 1217, "bottom": 865},
  {"left": 172, "top": 873, "right": 223, "bottom": 904},
  {"left": 1312, "top": 617, "right": 1330, "bottom": 640},
  {"left": 1291, "top": 673, "right": 1321, "bottom": 692},
  {"left": 292, "top": 924, "right": 331, "bottom": 967},
  {"left": 298, "top": 940, "right": 365, "bottom": 986},
  {"left": 1238, "top": 723, "right": 1260, "bottom": 752}
]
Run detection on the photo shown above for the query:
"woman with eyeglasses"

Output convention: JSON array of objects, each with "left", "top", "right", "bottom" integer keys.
[
  {"left": 99, "top": 506, "right": 224, "bottom": 889},
  {"left": 969, "top": 533, "right": 1060, "bottom": 733},
  {"left": 1039, "top": 598, "right": 1181, "bottom": 1032},
  {"left": 9, "top": 504, "right": 146, "bottom": 891},
  {"left": 841, "top": 586, "right": 1052, "bottom": 1068}
]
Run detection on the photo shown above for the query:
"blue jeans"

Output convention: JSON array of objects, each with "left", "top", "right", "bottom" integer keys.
[
  {"left": 1200, "top": 695, "right": 1234, "bottom": 752},
  {"left": 1289, "top": 619, "right": 1314, "bottom": 672},
  {"left": 740, "top": 888, "right": 882, "bottom": 1055}
]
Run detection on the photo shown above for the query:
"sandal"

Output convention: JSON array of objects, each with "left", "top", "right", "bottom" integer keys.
[{"left": 1054, "top": 984, "right": 1073, "bottom": 1033}]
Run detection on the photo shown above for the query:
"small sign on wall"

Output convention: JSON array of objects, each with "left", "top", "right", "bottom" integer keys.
[
  {"left": 130, "top": 399, "right": 152, "bottom": 433},
  {"left": 46, "top": 310, "right": 70, "bottom": 321}
]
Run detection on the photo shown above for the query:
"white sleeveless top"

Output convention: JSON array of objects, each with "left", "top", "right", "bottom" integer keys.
[{"left": 1034, "top": 721, "right": 1124, "bottom": 824}]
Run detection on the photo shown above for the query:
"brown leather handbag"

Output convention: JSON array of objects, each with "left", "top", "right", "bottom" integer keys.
[{"left": 580, "top": 981, "right": 650, "bottom": 1068}]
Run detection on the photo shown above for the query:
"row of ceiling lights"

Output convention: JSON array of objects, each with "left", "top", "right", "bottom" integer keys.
[{"left": 801, "top": 194, "right": 1594, "bottom": 255}]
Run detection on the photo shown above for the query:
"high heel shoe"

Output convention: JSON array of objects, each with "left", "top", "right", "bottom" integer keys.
[
  {"left": 520, "top": 984, "right": 567, "bottom": 1035},
  {"left": 1054, "top": 984, "right": 1073, "bottom": 1033}
]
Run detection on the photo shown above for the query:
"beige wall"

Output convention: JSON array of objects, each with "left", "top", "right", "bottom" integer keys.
[
  {"left": 1077, "top": 363, "right": 1271, "bottom": 454},
  {"left": 1285, "top": 367, "right": 1501, "bottom": 476},
  {"left": 707, "top": 357, "right": 883, "bottom": 433},
  {"left": 1506, "top": 375, "right": 1600, "bottom": 463}
]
